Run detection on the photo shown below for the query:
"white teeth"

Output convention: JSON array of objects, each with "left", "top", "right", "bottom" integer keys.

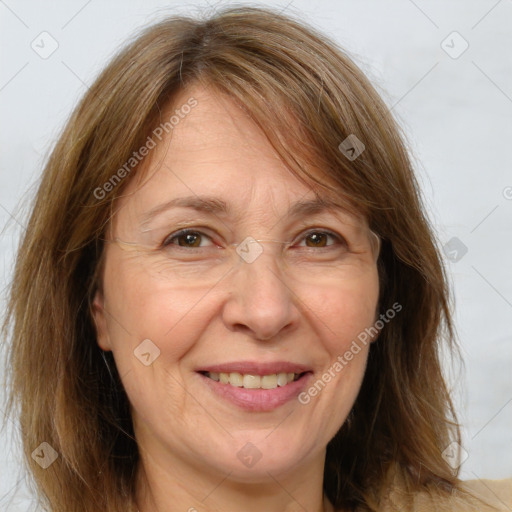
[
  {"left": 243, "top": 374, "right": 261, "bottom": 388},
  {"left": 277, "top": 373, "right": 288, "bottom": 387},
  {"left": 229, "top": 372, "right": 243, "bottom": 387},
  {"left": 206, "top": 371, "right": 301, "bottom": 389},
  {"left": 261, "top": 374, "right": 278, "bottom": 389}
]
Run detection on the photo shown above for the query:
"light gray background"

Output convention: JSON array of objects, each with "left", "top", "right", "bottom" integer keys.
[{"left": 1, "top": 0, "right": 511, "bottom": 509}]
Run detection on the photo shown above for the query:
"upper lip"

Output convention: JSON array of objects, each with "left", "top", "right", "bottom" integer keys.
[{"left": 197, "top": 361, "right": 312, "bottom": 375}]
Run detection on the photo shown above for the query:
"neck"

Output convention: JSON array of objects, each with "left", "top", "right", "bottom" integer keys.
[{"left": 134, "top": 447, "right": 334, "bottom": 512}]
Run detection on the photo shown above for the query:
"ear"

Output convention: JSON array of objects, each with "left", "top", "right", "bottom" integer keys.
[{"left": 92, "top": 289, "right": 112, "bottom": 351}]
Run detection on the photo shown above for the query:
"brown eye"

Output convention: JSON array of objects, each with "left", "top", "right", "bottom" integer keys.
[
  {"left": 304, "top": 232, "right": 329, "bottom": 247},
  {"left": 177, "top": 232, "right": 202, "bottom": 247},
  {"left": 164, "top": 230, "right": 212, "bottom": 248},
  {"left": 299, "top": 231, "right": 344, "bottom": 248}
]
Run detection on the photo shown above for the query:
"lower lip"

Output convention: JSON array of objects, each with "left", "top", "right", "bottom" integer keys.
[{"left": 198, "top": 372, "right": 312, "bottom": 412}]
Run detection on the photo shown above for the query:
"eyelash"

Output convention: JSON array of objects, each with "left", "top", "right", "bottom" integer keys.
[{"left": 162, "top": 228, "right": 347, "bottom": 250}]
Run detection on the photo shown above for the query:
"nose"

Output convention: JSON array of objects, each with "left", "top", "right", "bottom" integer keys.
[{"left": 221, "top": 246, "right": 300, "bottom": 341}]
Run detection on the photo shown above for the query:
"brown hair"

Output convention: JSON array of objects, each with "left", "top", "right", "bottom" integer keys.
[{"left": 1, "top": 5, "right": 477, "bottom": 511}]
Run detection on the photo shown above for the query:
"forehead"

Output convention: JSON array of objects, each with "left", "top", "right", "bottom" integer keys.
[{"left": 113, "top": 84, "right": 366, "bottom": 228}]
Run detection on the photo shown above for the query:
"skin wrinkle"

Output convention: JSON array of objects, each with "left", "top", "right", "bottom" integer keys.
[{"left": 92, "top": 84, "right": 379, "bottom": 512}]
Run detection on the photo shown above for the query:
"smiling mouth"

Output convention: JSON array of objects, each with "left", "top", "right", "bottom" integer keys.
[{"left": 200, "top": 371, "right": 308, "bottom": 389}]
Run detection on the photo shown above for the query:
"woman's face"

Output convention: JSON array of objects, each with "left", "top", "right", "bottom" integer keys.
[{"left": 93, "top": 84, "right": 380, "bottom": 483}]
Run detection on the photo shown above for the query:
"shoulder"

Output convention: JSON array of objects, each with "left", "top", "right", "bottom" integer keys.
[
  {"left": 455, "top": 478, "right": 512, "bottom": 511},
  {"left": 382, "top": 477, "right": 512, "bottom": 512}
]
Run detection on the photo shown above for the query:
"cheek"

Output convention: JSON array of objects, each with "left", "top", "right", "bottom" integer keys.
[
  {"left": 303, "top": 269, "right": 380, "bottom": 349},
  {"left": 101, "top": 259, "right": 219, "bottom": 422},
  {"left": 291, "top": 273, "right": 378, "bottom": 448},
  {"left": 102, "top": 254, "right": 221, "bottom": 367}
]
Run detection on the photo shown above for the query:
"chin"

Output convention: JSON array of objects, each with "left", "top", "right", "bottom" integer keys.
[{"left": 199, "top": 436, "right": 317, "bottom": 483}]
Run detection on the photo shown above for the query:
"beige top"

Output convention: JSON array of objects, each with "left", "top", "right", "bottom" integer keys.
[
  {"left": 381, "top": 477, "right": 512, "bottom": 511},
  {"left": 324, "top": 477, "right": 512, "bottom": 511}
]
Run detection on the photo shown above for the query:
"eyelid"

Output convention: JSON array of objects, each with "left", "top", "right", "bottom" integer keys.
[
  {"left": 292, "top": 228, "right": 347, "bottom": 247},
  {"left": 162, "top": 227, "right": 219, "bottom": 248}
]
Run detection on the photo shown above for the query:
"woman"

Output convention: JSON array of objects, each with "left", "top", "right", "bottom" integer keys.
[{"left": 2, "top": 6, "right": 511, "bottom": 512}]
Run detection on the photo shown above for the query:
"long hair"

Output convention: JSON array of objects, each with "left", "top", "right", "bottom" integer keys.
[{"left": 2, "top": 6, "right": 468, "bottom": 511}]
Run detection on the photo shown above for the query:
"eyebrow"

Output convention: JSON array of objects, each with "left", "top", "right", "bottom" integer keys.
[{"left": 140, "top": 195, "right": 356, "bottom": 227}]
